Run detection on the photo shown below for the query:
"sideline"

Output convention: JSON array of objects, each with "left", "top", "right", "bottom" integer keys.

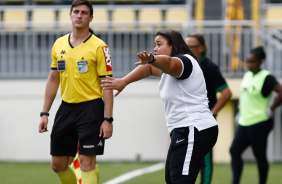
[{"left": 103, "top": 162, "right": 165, "bottom": 184}]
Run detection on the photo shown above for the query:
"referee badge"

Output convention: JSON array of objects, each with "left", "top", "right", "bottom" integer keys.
[
  {"left": 78, "top": 61, "right": 88, "bottom": 73},
  {"left": 57, "top": 60, "right": 66, "bottom": 71}
]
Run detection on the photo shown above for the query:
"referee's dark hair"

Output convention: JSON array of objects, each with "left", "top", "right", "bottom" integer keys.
[
  {"left": 187, "top": 33, "right": 207, "bottom": 56},
  {"left": 156, "top": 29, "right": 197, "bottom": 60},
  {"left": 71, "top": 0, "right": 93, "bottom": 17},
  {"left": 250, "top": 46, "right": 266, "bottom": 61}
]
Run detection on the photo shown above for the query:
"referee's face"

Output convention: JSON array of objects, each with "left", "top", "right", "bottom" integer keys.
[
  {"left": 70, "top": 4, "right": 93, "bottom": 29},
  {"left": 153, "top": 35, "right": 172, "bottom": 56}
]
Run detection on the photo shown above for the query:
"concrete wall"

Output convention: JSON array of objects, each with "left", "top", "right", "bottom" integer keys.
[
  {"left": 214, "top": 78, "right": 240, "bottom": 163},
  {"left": 0, "top": 78, "right": 279, "bottom": 163},
  {"left": 0, "top": 79, "right": 168, "bottom": 162}
]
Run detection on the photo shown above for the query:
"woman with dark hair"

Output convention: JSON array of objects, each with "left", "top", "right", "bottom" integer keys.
[
  {"left": 101, "top": 29, "right": 218, "bottom": 184},
  {"left": 230, "top": 46, "right": 282, "bottom": 184}
]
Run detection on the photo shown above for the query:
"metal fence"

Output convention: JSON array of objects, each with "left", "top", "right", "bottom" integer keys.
[
  {"left": 0, "top": 30, "right": 160, "bottom": 78},
  {"left": 1, "top": 5, "right": 282, "bottom": 162},
  {"left": 261, "top": 28, "right": 282, "bottom": 78},
  {"left": 184, "top": 20, "right": 257, "bottom": 77},
  {"left": 0, "top": 20, "right": 282, "bottom": 79}
]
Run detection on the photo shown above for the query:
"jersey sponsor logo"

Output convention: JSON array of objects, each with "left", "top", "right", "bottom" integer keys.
[
  {"left": 83, "top": 145, "right": 95, "bottom": 148},
  {"left": 77, "top": 61, "right": 88, "bottom": 73},
  {"left": 102, "top": 46, "right": 112, "bottom": 71},
  {"left": 176, "top": 139, "right": 185, "bottom": 144},
  {"left": 242, "top": 85, "right": 256, "bottom": 93}
]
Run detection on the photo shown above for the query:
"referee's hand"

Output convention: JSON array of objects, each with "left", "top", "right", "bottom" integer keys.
[
  {"left": 99, "top": 121, "right": 113, "bottom": 139},
  {"left": 39, "top": 116, "right": 48, "bottom": 133}
]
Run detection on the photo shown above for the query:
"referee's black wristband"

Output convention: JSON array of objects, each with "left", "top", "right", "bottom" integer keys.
[
  {"left": 148, "top": 55, "right": 156, "bottom": 64},
  {"left": 40, "top": 112, "right": 49, "bottom": 117}
]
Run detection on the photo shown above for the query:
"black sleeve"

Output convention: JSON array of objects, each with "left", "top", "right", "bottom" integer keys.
[
  {"left": 99, "top": 75, "right": 113, "bottom": 78},
  {"left": 209, "top": 64, "right": 228, "bottom": 92},
  {"left": 175, "top": 55, "right": 193, "bottom": 80},
  {"left": 51, "top": 67, "right": 57, "bottom": 70},
  {"left": 262, "top": 75, "right": 278, "bottom": 97}
]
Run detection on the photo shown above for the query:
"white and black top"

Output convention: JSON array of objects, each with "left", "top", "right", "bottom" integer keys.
[{"left": 159, "top": 54, "right": 218, "bottom": 133}]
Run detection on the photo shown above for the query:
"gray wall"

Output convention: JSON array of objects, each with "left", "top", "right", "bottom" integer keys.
[{"left": 0, "top": 79, "right": 168, "bottom": 162}]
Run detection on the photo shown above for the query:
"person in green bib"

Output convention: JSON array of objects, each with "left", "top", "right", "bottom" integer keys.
[{"left": 230, "top": 46, "right": 282, "bottom": 184}]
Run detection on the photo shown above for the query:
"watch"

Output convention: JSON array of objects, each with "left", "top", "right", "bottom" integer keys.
[
  {"left": 40, "top": 112, "right": 49, "bottom": 117},
  {"left": 104, "top": 117, "right": 114, "bottom": 123},
  {"left": 148, "top": 55, "right": 156, "bottom": 64}
]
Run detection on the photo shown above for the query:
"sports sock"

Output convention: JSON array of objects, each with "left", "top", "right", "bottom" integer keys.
[
  {"left": 95, "top": 164, "right": 100, "bottom": 181},
  {"left": 81, "top": 169, "right": 97, "bottom": 184},
  {"left": 56, "top": 166, "right": 77, "bottom": 184}
]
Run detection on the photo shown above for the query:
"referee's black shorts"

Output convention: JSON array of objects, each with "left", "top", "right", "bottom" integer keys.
[
  {"left": 50, "top": 98, "right": 105, "bottom": 157},
  {"left": 165, "top": 125, "right": 218, "bottom": 184}
]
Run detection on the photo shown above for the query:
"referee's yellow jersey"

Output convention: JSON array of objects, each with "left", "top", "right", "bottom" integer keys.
[{"left": 51, "top": 33, "right": 113, "bottom": 103}]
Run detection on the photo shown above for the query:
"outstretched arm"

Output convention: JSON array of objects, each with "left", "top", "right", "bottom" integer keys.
[
  {"left": 136, "top": 51, "right": 183, "bottom": 78},
  {"left": 101, "top": 62, "right": 162, "bottom": 96}
]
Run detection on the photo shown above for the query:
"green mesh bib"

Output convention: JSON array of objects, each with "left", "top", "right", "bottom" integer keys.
[{"left": 239, "top": 70, "right": 271, "bottom": 126}]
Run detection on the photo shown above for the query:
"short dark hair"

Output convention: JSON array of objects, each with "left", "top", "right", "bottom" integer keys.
[
  {"left": 70, "top": 0, "right": 93, "bottom": 16},
  {"left": 187, "top": 33, "right": 207, "bottom": 55},
  {"left": 156, "top": 29, "right": 197, "bottom": 60},
  {"left": 250, "top": 46, "right": 266, "bottom": 60}
]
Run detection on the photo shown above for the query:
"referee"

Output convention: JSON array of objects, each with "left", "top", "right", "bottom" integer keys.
[
  {"left": 39, "top": 1, "right": 113, "bottom": 184},
  {"left": 185, "top": 33, "right": 232, "bottom": 184}
]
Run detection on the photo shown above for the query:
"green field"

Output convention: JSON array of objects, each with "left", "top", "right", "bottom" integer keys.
[{"left": 0, "top": 161, "right": 282, "bottom": 184}]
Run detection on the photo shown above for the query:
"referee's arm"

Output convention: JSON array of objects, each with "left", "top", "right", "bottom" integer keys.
[
  {"left": 39, "top": 70, "right": 60, "bottom": 133},
  {"left": 99, "top": 77, "right": 114, "bottom": 139}
]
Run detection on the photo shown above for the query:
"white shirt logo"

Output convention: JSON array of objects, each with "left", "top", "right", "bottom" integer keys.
[
  {"left": 83, "top": 145, "right": 95, "bottom": 148},
  {"left": 176, "top": 139, "right": 185, "bottom": 144}
]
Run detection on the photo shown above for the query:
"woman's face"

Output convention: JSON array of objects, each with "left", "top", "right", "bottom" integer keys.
[
  {"left": 153, "top": 35, "right": 172, "bottom": 56},
  {"left": 246, "top": 54, "right": 262, "bottom": 73},
  {"left": 185, "top": 37, "right": 204, "bottom": 60}
]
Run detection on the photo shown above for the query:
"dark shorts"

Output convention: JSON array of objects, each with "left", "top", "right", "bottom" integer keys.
[
  {"left": 165, "top": 125, "right": 218, "bottom": 184},
  {"left": 50, "top": 98, "right": 105, "bottom": 157}
]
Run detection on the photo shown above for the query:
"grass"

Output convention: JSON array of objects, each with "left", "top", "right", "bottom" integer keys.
[
  {"left": 0, "top": 161, "right": 282, "bottom": 184},
  {"left": 211, "top": 162, "right": 282, "bottom": 184},
  {"left": 118, "top": 162, "right": 282, "bottom": 184}
]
